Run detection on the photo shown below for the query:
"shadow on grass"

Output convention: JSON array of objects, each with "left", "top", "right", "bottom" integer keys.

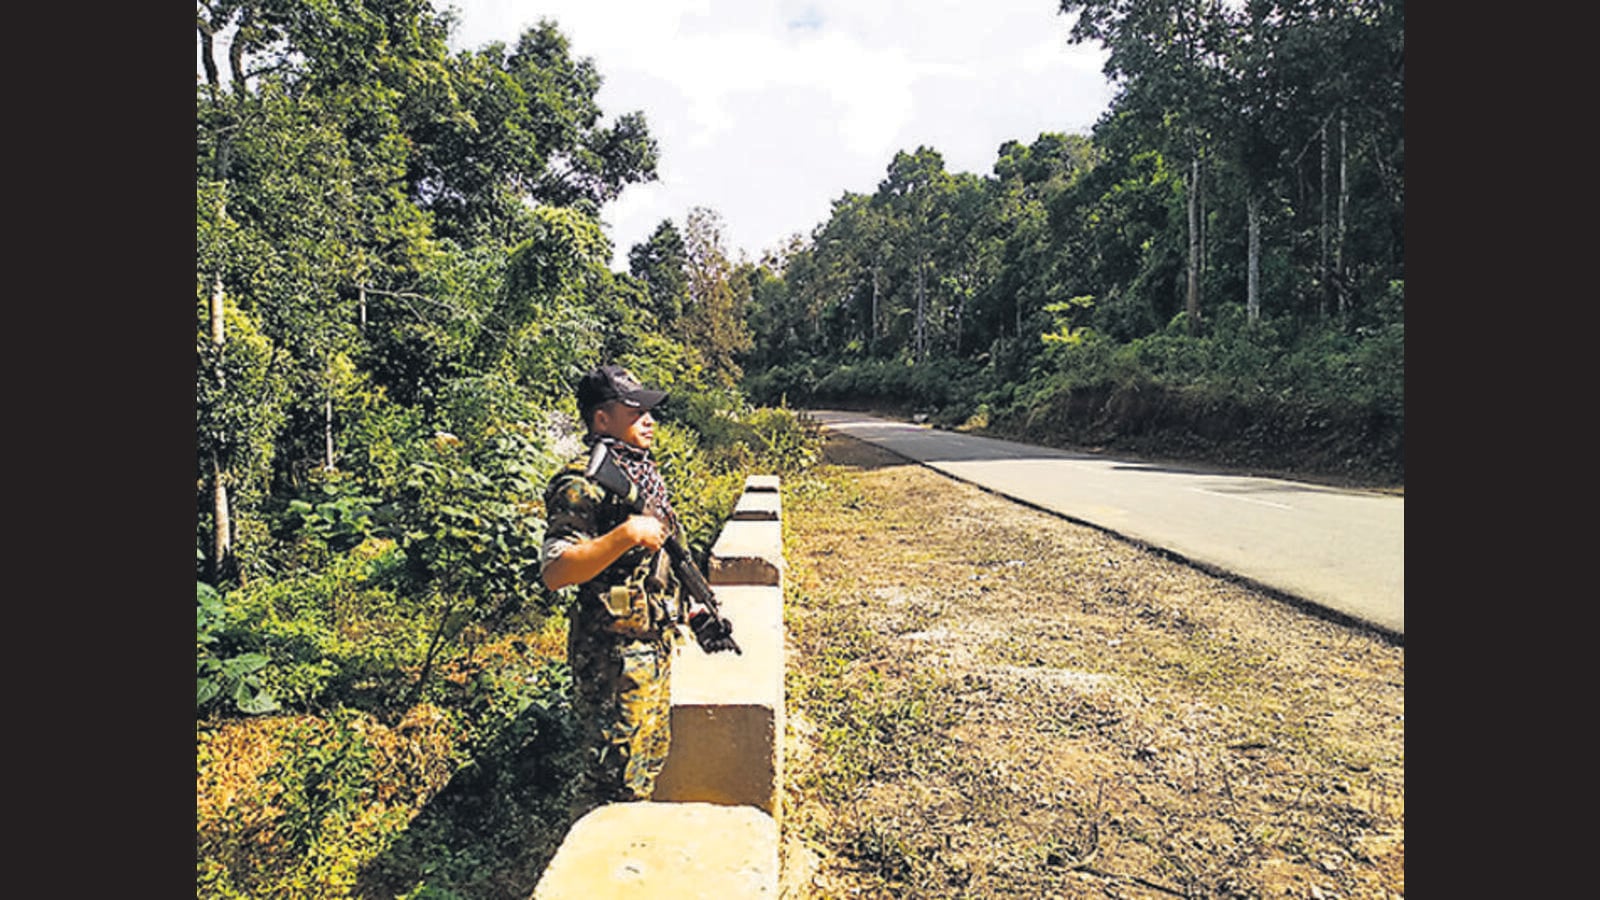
[{"left": 354, "top": 699, "right": 583, "bottom": 900}]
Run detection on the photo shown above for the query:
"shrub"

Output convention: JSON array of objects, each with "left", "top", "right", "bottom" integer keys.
[
  {"left": 743, "top": 405, "right": 824, "bottom": 474},
  {"left": 198, "top": 580, "right": 281, "bottom": 716}
]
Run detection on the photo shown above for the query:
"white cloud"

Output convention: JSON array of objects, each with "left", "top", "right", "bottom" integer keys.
[{"left": 438, "top": 0, "right": 1113, "bottom": 268}]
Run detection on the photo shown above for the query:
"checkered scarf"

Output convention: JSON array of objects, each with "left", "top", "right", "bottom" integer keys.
[{"left": 596, "top": 436, "right": 680, "bottom": 536}]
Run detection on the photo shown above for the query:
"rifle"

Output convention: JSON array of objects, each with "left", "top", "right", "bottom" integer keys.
[{"left": 585, "top": 441, "right": 742, "bottom": 654}]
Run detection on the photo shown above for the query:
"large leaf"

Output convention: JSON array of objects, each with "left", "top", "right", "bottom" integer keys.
[
  {"left": 220, "top": 653, "right": 271, "bottom": 679},
  {"left": 234, "top": 684, "right": 281, "bottom": 715}
]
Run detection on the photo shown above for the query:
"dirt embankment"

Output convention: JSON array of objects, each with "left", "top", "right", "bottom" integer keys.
[{"left": 779, "top": 434, "right": 1404, "bottom": 899}]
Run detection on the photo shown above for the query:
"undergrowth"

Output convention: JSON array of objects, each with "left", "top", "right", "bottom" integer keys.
[{"left": 197, "top": 401, "right": 825, "bottom": 899}]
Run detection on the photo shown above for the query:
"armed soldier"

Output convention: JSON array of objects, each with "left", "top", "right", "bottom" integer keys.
[{"left": 540, "top": 364, "right": 737, "bottom": 814}]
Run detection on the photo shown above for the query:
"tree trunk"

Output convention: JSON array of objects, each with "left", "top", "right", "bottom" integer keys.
[
  {"left": 1247, "top": 194, "right": 1261, "bottom": 324},
  {"left": 953, "top": 271, "right": 968, "bottom": 358},
  {"left": 1337, "top": 115, "right": 1349, "bottom": 316},
  {"left": 1016, "top": 274, "right": 1023, "bottom": 338},
  {"left": 1199, "top": 167, "right": 1208, "bottom": 287},
  {"left": 359, "top": 283, "right": 367, "bottom": 333},
  {"left": 200, "top": 10, "right": 237, "bottom": 583},
  {"left": 915, "top": 252, "right": 927, "bottom": 362},
  {"left": 1319, "top": 119, "right": 1330, "bottom": 318},
  {"left": 1186, "top": 156, "right": 1201, "bottom": 335},
  {"left": 212, "top": 454, "right": 231, "bottom": 583},
  {"left": 324, "top": 393, "right": 336, "bottom": 472},
  {"left": 871, "top": 265, "right": 880, "bottom": 354},
  {"left": 208, "top": 152, "right": 233, "bottom": 581},
  {"left": 209, "top": 252, "right": 231, "bottom": 579}
]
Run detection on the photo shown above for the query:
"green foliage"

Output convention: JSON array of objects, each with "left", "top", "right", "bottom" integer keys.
[
  {"left": 200, "top": 709, "right": 409, "bottom": 898},
  {"left": 1040, "top": 294, "right": 1097, "bottom": 347},
  {"left": 202, "top": 546, "right": 404, "bottom": 714},
  {"left": 197, "top": 297, "right": 293, "bottom": 579},
  {"left": 356, "top": 655, "right": 578, "bottom": 898},
  {"left": 743, "top": 406, "right": 826, "bottom": 474},
  {"left": 628, "top": 218, "right": 690, "bottom": 330},
  {"left": 476, "top": 207, "right": 613, "bottom": 400},
  {"left": 197, "top": 581, "right": 281, "bottom": 715},
  {"left": 677, "top": 207, "right": 755, "bottom": 386},
  {"left": 650, "top": 420, "right": 744, "bottom": 551},
  {"left": 287, "top": 484, "right": 378, "bottom": 554},
  {"left": 740, "top": 358, "right": 824, "bottom": 407},
  {"left": 809, "top": 357, "right": 987, "bottom": 413},
  {"left": 618, "top": 329, "right": 710, "bottom": 399},
  {"left": 387, "top": 427, "right": 556, "bottom": 702},
  {"left": 666, "top": 389, "right": 825, "bottom": 474}
]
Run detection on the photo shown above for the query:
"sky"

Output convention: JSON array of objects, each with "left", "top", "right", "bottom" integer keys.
[{"left": 444, "top": 0, "right": 1117, "bottom": 271}]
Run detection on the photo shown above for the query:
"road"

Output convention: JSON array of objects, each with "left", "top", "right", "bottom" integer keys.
[{"left": 808, "top": 410, "right": 1404, "bottom": 639}]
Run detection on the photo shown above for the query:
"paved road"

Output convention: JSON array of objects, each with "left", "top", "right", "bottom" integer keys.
[{"left": 809, "top": 410, "right": 1404, "bottom": 639}]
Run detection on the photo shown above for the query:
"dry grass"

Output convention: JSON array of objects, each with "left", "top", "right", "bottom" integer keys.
[{"left": 779, "top": 434, "right": 1404, "bottom": 899}]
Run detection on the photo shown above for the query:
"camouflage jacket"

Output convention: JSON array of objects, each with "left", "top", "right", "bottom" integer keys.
[{"left": 541, "top": 452, "right": 682, "bottom": 641}]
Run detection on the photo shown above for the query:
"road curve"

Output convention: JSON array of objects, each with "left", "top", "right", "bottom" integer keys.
[{"left": 808, "top": 410, "right": 1404, "bottom": 640}]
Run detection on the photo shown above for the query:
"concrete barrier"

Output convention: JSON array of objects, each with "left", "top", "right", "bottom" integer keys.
[
  {"left": 743, "top": 475, "right": 781, "bottom": 493},
  {"left": 532, "top": 475, "right": 786, "bottom": 899},
  {"left": 650, "top": 583, "right": 784, "bottom": 815},
  {"left": 531, "top": 802, "right": 778, "bottom": 899},
  {"left": 712, "top": 476, "right": 785, "bottom": 586},
  {"left": 707, "top": 520, "right": 783, "bottom": 586}
]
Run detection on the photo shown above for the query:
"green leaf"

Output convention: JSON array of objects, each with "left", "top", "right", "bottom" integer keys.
[
  {"left": 235, "top": 687, "right": 281, "bottom": 715},
  {"left": 221, "top": 653, "right": 270, "bottom": 679}
]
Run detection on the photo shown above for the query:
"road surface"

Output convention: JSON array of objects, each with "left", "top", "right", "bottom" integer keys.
[{"left": 809, "top": 410, "right": 1404, "bottom": 639}]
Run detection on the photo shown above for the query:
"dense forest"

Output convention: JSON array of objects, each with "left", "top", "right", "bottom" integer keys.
[
  {"left": 735, "top": 0, "right": 1403, "bottom": 485},
  {"left": 196, "top": 1, "right": 1401, "bottom": 897}
]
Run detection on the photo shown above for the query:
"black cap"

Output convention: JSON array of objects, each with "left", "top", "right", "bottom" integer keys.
[{"left": 577, "top": 365, "right": 667, "bottom": 416}]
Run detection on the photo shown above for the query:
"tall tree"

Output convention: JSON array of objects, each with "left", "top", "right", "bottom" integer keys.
[
  {"left": 405, "top": 19, "right": 660, "bottom": 245},
  {"left": 678, "top": 207, "right": 753, "bottom": 386},
  {"left": 195, "top": 1, "right": 662, "bottom": 584},
  {"left": 628, "top": 219, "right": 691, "bottom": 331},
  {"left": 1059, "top": 0, "right": 1234, "bottom": 334},
  {"left": 875, "top": 147, "right": 950, "bottom": 362}
]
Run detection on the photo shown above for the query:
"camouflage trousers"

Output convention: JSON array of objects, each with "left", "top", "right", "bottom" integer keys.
[{"left": 567, "top": 621, "right": 674, "bottom": 813}]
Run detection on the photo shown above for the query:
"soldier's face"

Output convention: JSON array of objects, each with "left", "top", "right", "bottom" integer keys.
[{"left": 595, "top": 402, "right": 655, "bottom": 450}]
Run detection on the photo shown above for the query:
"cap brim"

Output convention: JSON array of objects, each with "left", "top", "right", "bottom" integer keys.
[{"left": 621, "top": 388, "right": 667, "bottom": 410}]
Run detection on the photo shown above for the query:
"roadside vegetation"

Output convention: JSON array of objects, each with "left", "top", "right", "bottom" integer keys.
[
  {"left": 750, "top": 302, "right": 1403, "bottom": 489},
  {"left": 197, "top": 401, "right": 824, "bottom": 899}
]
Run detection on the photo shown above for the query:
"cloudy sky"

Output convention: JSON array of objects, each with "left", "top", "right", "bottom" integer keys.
[{"left": 441, "top": 0, "right": 1117, "bottom": 270}]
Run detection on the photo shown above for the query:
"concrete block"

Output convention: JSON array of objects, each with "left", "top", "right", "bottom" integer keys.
[
  {"left": 732, "top": 490, "right": 781, "bottom": 522},
  {"left": 531, "top": 801, "right": 778, "bottom": 899},
  {"left": 708, "top": 520, "right": 784, "bottom": 586},
  {"left": 744, "top": 475, "right": 780, "bottom": 493},
  {"left": 653, "top": 585, "right": 785, "bottom": 818}
]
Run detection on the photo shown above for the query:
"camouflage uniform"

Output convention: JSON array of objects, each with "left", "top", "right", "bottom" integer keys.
[{"left": 542, "top": 445, "right": 683, "bottom": 809}]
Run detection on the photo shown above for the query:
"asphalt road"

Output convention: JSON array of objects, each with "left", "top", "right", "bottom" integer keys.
[{"left": 808, "top": 410, "right": 1404, "bottom": 639}]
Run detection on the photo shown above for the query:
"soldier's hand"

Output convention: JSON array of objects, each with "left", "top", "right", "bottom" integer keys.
[
  {"left": 690, "top": 609, "right": 741, "bottom": 654},
  {"left": 621, "top": 514, "right": 667, "bottom": 551}
]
